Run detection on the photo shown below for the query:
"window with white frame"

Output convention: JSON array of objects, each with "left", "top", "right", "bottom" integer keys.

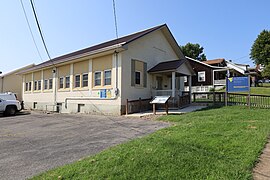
[
  {"left": 38, "top": 80, "right": 41, "bottom": 90},
  {"left": 198, "top": 71, "right": 206, "bottom": 82},
  {"left": 25, "top": 82, "right": 28, "bottom": 91},
  {"left": 184, "top": 76, "right": 187, "bottom": 83},
  {"left": 44, "top": 79, "right": 48, "bottom": 90},
  {"left": 34, "top": 81, "right": 37, "bottom": 91},
  {"left": 75, "top": 75, "right": 80, "bottom": 88},
  {"left": 59, "top": 77, "right": 64, "bottom": 89},
  {"left": 94, "top": 72, "right": 101, "bottom": 86},
  {"left": 104, "top": 70, "right": 111, "bottom": 85},
  {"left": 65, "top": 76, "right": 70, "bottom": 88},
  {"left": 29, "top": 82, "right": 32, "bottom": 91},
  {"left": 82, "top": 74, "right": 88, "bottom": 87},
  {"left": 135, "top": 71, "right": 141, "bottom": 85},
  {"left": 49, "top": 79, "right": 53, "bottom": 89}
]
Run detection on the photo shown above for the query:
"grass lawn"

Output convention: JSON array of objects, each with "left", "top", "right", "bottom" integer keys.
[
  {"left": 250, "top": 86, "right": 270, "bottom": 95},
  {"left": 31, "top": 106, "right": 270, "bottom": 179}
]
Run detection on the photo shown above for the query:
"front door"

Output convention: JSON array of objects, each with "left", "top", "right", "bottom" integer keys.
[{"left": 156, "top": 76, "right": 163, "bottom": 90}]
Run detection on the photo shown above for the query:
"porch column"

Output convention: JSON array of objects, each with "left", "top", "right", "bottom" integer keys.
[
  {"left": 172, "top": 72, "right": 176, "bottom": 97},
  {"left": 188, "top": 75, "right": 192, "bottom": 103}
]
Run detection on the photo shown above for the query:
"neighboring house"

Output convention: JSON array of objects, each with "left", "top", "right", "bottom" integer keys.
[
  {"left": 185, "top": 57, "right": 249, "bottom": 92},
  {"left": 185, "top": 57, "right": 227, "bottom": 92},
  {"left": 18, "top": 24, "right": 194, "bottom": 115},
  {"left": 0, "top": 64, "right": 35, "bottom": 100}
]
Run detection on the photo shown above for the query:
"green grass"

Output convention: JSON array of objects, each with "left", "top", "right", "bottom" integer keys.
[
  {"left": 218, "top": 85, "right": 270, "bottom": 95},
  {"left": 31, "top": 106, "right": 270, "bottom": 180},
  {"left": 249, "top": 86, "right": 270, "bottom": 95}
]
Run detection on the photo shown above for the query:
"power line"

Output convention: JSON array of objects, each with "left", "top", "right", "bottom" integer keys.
[
  {"left": 19, "top": 0, "right": 43, "bottom": 61},
  {"left": 29, "top": 0, "right": 55, "bottom": 67},
  {"left": 234, "top": 55, "right": 249, "bottom": 61}
]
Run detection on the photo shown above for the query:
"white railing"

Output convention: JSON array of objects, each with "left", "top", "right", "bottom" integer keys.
[{"left": 214, "top": 79, "right": 226, "bottom": 85}]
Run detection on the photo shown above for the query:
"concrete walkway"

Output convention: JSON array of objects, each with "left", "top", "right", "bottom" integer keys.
[
  {"left": 125, "top": 105, "right": 207, "bottom": 118},
  {"left": 253, "top": 139, "right": 270, "bottom": 180}
]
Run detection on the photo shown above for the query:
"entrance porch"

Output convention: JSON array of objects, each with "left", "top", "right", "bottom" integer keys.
[{"left": 148, "top": 59, "right": 195, "bottom": 109}]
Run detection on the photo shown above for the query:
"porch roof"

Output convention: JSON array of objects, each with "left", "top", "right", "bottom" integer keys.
[{"left": 148, "top": 59, "right": 186, "bottom": 73}]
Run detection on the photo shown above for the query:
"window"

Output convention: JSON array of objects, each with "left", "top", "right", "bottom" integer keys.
[
  {"left": 135, "top": 71, "right": 141, "bottom": 85},
  {"left": 184, "top": 76, "right": 187, "bottom": 83},
  {"left": 59, "top": 77, "right": 64, "bottom": 89},
  {"left": 94, "top": 72, "right": 101, "bottom": 86},
  {"left": 34, "top": 81, "right": 37, "bottom": 91},
  {"left": 82, "top": 74, "right": 88, "bottom": 87},
  {"left": 38, "top": 80, "right": 41, "bottom": 90},
  {"left": 75, "top": 75, "right": 80, "bottom": 88},
  {"left": 198, "top": 71, "right": 206, "bottom": 82},
  {"left": 65, "top": 76, "right": 70, "bottom": 88},
  {"left": 25, "top": 82, "right": 28, "bottom": 91},
  {"left": 29, "top": 82, "right": 32, "bottom": 91},
  {"left": 104, "top": 70, "right": 111, "bottom": 85},
  {"left": 131, "top": 59, "right": 147, "bottom": 87},
  {"left": 49, "top": 79, "right": 53, "bottom": 89},
  {"left": 44, "top": 79, "right": 48, "bottom": 90}
]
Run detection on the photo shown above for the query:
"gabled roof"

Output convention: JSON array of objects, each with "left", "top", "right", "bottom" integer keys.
[
  {"left": 148, "top": 59, "right": 186, "bottom": 73},
  {"left": 204, "top": 58, "right": 225, "bottom": 65},
  {"left": 19, "top": 24, "right": 171, "bottom": 74},
  {"left": 186, "top": 57, "right": 226, "bottom": 69}
]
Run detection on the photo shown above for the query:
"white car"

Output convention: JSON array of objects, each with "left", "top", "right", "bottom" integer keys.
[
  {"left": 0, "top": 98, "right": 22, "bottom": 116},
  {"left": 0, "top": 92, "right": 18, "bottom": 100}
]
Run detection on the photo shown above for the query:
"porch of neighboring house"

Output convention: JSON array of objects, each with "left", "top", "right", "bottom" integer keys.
[{"left": 213, "top": 68, "right": 244, "bottom": 87}]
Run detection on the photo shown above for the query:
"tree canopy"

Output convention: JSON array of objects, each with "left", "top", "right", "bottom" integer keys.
[
  {"left": 180, "top": 43, "right": 207, "bottom": 61},
  {"left": 250, "top": 30, "right": 270, "bottom": 65},
  {"left": 261, "top": 65, "right": 270, "bottom": 78}
]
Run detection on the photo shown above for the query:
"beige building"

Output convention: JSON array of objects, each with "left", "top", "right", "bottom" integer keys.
[
  {"left": 18, "top": 24, "right": 194, "bottom": 115},
  {"left": 0, "top": 64, "right": 35, "bottom": 100}
]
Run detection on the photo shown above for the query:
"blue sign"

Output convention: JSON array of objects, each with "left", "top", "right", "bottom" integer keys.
[
  {"left": 100, "top": 89, "right": 107, "bottom": 98},
  {"left": 226, "top": 77, "right": 250, "bottom": 92}
]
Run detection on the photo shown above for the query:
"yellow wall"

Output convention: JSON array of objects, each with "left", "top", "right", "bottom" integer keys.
[
  {"left": 43, "top": 68, "right": 53, "bottom": 79},
  {"left": 33, "top": 71, "right": 41, "bottom": 81},
  {"left": 25, "top": 73, "right": 32, "bottom": 82},
  {"left": 92, "top": 55, "right": 112, "bottom": 88},
  {"left": 74, "top": 60, "right": 88, "bottom": 75},
  {"left": 58, "top": 64, "right": 70, "bottom": 77}
]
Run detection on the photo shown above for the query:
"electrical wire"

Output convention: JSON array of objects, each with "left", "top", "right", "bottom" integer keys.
[
  {"left": 29, "top": 0, "right": 56, "bottom": 68},
  {"left": 19, "top": 0, "right": 43, "bottom": 61}
]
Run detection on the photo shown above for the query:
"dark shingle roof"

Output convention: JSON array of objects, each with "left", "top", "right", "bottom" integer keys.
[
  {"left": 148, "top": 59, "right": 186, "bottom": 73},
  {"left": 20, "top": 24, "right": 166, "bottom": 74}
]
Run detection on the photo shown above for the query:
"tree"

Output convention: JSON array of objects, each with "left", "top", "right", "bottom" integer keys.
[
  {"left": 262, "top": 64, "right": 270, "bottom": 78},
  {"left": 250, "top": 30, "right": 270, "bottom": 65},
  {"left": 180, "top": 43, "right": 207, "bottom": 61}
]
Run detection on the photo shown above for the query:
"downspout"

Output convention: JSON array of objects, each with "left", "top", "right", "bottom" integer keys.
[
  {"left": 53, "top": 68, "right": 57, "bottom": 107},
  {"left": 64, "top": 51, "right": 120, "bottom": 109}
]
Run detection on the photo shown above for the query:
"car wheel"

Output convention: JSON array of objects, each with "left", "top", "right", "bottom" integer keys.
[{"left": 5, "top": 106, "right": 17, "bottom": 116}]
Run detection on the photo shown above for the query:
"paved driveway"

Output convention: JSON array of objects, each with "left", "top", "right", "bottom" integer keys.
[{"left": 0, "top": 112, "right": 168, "bottom": 180}]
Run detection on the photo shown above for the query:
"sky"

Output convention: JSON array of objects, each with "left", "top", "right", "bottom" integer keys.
[{"left": 0, "top": 0, "right": 269, "bottom": 74}]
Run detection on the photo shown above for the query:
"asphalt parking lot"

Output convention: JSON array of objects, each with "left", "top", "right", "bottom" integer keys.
[{"left": 0, "top": 112, "right": 169, "bottom": 180}]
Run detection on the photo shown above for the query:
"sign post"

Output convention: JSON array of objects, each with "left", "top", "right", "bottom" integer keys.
[
  {"left": 150, "top": 96, "right": 170, "bottom": 115},
  {"left": 226, "top": 76, "right": 250, "bottom": 108}
]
